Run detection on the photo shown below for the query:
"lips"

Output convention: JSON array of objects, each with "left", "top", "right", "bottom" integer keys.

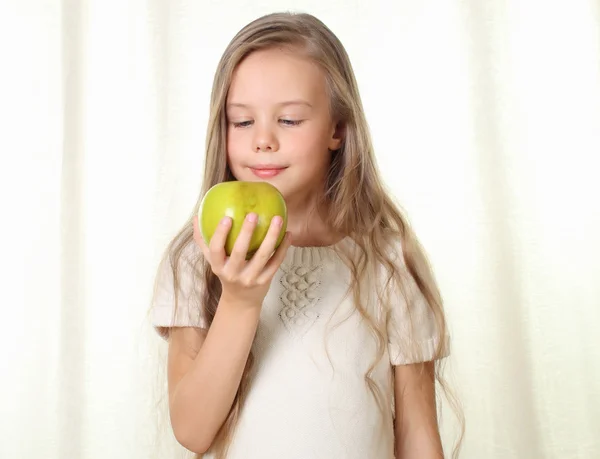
[{"left": 249, "top": 165, "right": 287, "bottom": 178}]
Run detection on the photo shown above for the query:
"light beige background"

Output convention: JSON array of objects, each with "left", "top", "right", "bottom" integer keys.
[{"left": 1, "top": 0, "right": 599, "bottom": 458}]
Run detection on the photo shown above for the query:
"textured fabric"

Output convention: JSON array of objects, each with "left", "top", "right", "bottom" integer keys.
[
  {"left": 151, "top": 238, "right": 445, "bottom": 458},
  {"left": 151, "top": 242, "right": 207, "bottom": 338}
]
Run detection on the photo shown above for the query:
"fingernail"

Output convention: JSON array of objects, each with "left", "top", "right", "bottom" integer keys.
[
  {"left": 247, "top": 213, "right": 257, "bottom": 223},
  {"left": 220, "top": 217, "right": 231, "bottom": 226},
  {"left": 273, "top": 216, "right": 282, "bottom": 227}
]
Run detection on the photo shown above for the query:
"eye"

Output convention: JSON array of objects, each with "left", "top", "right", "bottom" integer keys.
[
  {"left": 232, "top": 120, "right": 253, "bottom": 128},
  {"left": 279, "top": 119, "right": 304, "bottom": 126}
]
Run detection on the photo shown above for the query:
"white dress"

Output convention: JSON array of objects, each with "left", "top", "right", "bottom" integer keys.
[{"left": 151, "top": 237, "right": 447, "bottom": 459}]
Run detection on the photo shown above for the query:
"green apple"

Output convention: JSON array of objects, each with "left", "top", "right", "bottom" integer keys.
[{"left": 198, "top": 181, "right": 288, "bottom": 258}]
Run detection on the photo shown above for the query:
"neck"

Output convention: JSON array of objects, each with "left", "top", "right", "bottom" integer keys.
[{"left": 284, "top": 194, "right": 343, "bottom": 247}]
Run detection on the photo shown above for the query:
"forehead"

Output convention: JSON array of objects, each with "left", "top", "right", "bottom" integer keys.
[{"left": 227, "top": 48, "right": 327, "bottom": 106}]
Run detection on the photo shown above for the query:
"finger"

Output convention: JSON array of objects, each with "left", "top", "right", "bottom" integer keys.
[
  {"left": 207, "top": 216, "right": 232, "bottom": 271},
  {"left": 228, "top": 213, "right": 259, "bottom": 268},
  {"left": 255, "top": 231, "right": 292, "bottom": 284},
  {"left": 246, "top": 215, "right": 285, "bottom": 268}
]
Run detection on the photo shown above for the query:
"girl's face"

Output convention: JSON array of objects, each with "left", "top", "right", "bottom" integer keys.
[{"left": 225, "top": 48, "right": 342, "bottom": 209}]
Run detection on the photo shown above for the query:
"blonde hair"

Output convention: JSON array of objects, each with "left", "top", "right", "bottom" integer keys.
[{"left": 159, "top": 11, "right": 464, "bottom": 458}]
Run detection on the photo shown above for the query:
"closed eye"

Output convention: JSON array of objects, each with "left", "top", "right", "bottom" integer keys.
[
  {"left": 230, "top": 119, "right": 304, "bottom": 128},
  {"left": 280, "top": 119, "right": 304, "bottom": 126}
]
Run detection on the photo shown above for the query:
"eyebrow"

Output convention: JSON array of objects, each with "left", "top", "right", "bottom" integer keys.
[{"left": 226, "top": 100, "right": 313, "bottom": 109}]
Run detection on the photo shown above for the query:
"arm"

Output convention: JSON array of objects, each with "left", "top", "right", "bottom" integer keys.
[
  {"left": 394, "top": 361, "right": 444, "bottom": 459},
  {"left": 167, "top": 298, "right": 260, "bottom": 454},
  {"left": 167, "top": 214, "right": 290, "bottom": 453}
]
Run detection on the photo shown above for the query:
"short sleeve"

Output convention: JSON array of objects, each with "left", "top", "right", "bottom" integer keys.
[
  {"left": 150, "top": 241, "right": 208, "bottom": 339},
  {"left": 384, "top": 241, "right": 450, "bottom": 365}
]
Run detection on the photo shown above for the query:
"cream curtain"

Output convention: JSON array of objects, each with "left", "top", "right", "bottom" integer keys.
[{"left": 2, "top": 0, "right": 598, "bottom": 458}]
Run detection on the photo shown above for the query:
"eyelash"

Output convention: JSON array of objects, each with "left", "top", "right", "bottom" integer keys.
[{"left": 231, "top": 119, "right": 304, "bottom": 128}]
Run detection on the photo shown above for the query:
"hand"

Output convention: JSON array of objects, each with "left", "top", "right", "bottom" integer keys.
[{"left": 192, "top": 212, "right": 292, "bottom": 308}]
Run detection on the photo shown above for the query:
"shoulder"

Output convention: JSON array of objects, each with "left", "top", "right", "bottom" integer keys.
[
  {"left": 168, "top": 236, "right": 203, "bottom": 271},
  {"left": 155, "top": 237, "right": 203, "bottom": 287},
  {"left": 365, "top": 229, "right": 410, "bottom": 286},
  {"left": 151, "top": 238, "right": 206, "bottom": 337}
]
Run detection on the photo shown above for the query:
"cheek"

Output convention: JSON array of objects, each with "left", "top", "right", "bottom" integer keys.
[
  {"left": 291, "top": 127, "right": 331, "bottom": 163},
  {"left": 226, "top": 131, "right": 245, "bottom": 165}
]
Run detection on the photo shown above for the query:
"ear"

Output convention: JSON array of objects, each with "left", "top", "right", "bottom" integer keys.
[{"left": 328, "top": 121, "right": 345, "bottom": 151}]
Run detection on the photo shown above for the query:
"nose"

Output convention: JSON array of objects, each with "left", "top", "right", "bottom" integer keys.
[{"left": 253, "top": 123, "right": 279, "bottom": 152}]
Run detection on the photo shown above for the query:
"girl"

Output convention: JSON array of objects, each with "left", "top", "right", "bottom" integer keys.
[{"left": 151, "top": 11, "right": 461, "bottom": 459}]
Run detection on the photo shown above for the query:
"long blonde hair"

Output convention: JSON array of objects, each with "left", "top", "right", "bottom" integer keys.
[{"left": 160, "top": 11, "right": 464, "bottom": 458}]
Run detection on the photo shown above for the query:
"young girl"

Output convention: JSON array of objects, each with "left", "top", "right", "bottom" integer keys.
[{"left": 151, "top": 11, "right": 461, "bottom": 459}]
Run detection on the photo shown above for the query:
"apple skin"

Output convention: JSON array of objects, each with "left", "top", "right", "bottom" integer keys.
[{"left": 198, "top": 181, "right": 288, "bottom": 258}]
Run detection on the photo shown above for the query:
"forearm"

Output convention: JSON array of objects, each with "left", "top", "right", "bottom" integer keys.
[
  {"left": 170, "top": 297, "right": 260, "bottom": 452},
  {"left": 395, "top": 420, "right": 444, "bottom": 459}
]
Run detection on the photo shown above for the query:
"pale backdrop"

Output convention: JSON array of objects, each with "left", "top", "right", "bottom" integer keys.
[{"left": 1, "top": 0, "right": 599, "bottom": 458}]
